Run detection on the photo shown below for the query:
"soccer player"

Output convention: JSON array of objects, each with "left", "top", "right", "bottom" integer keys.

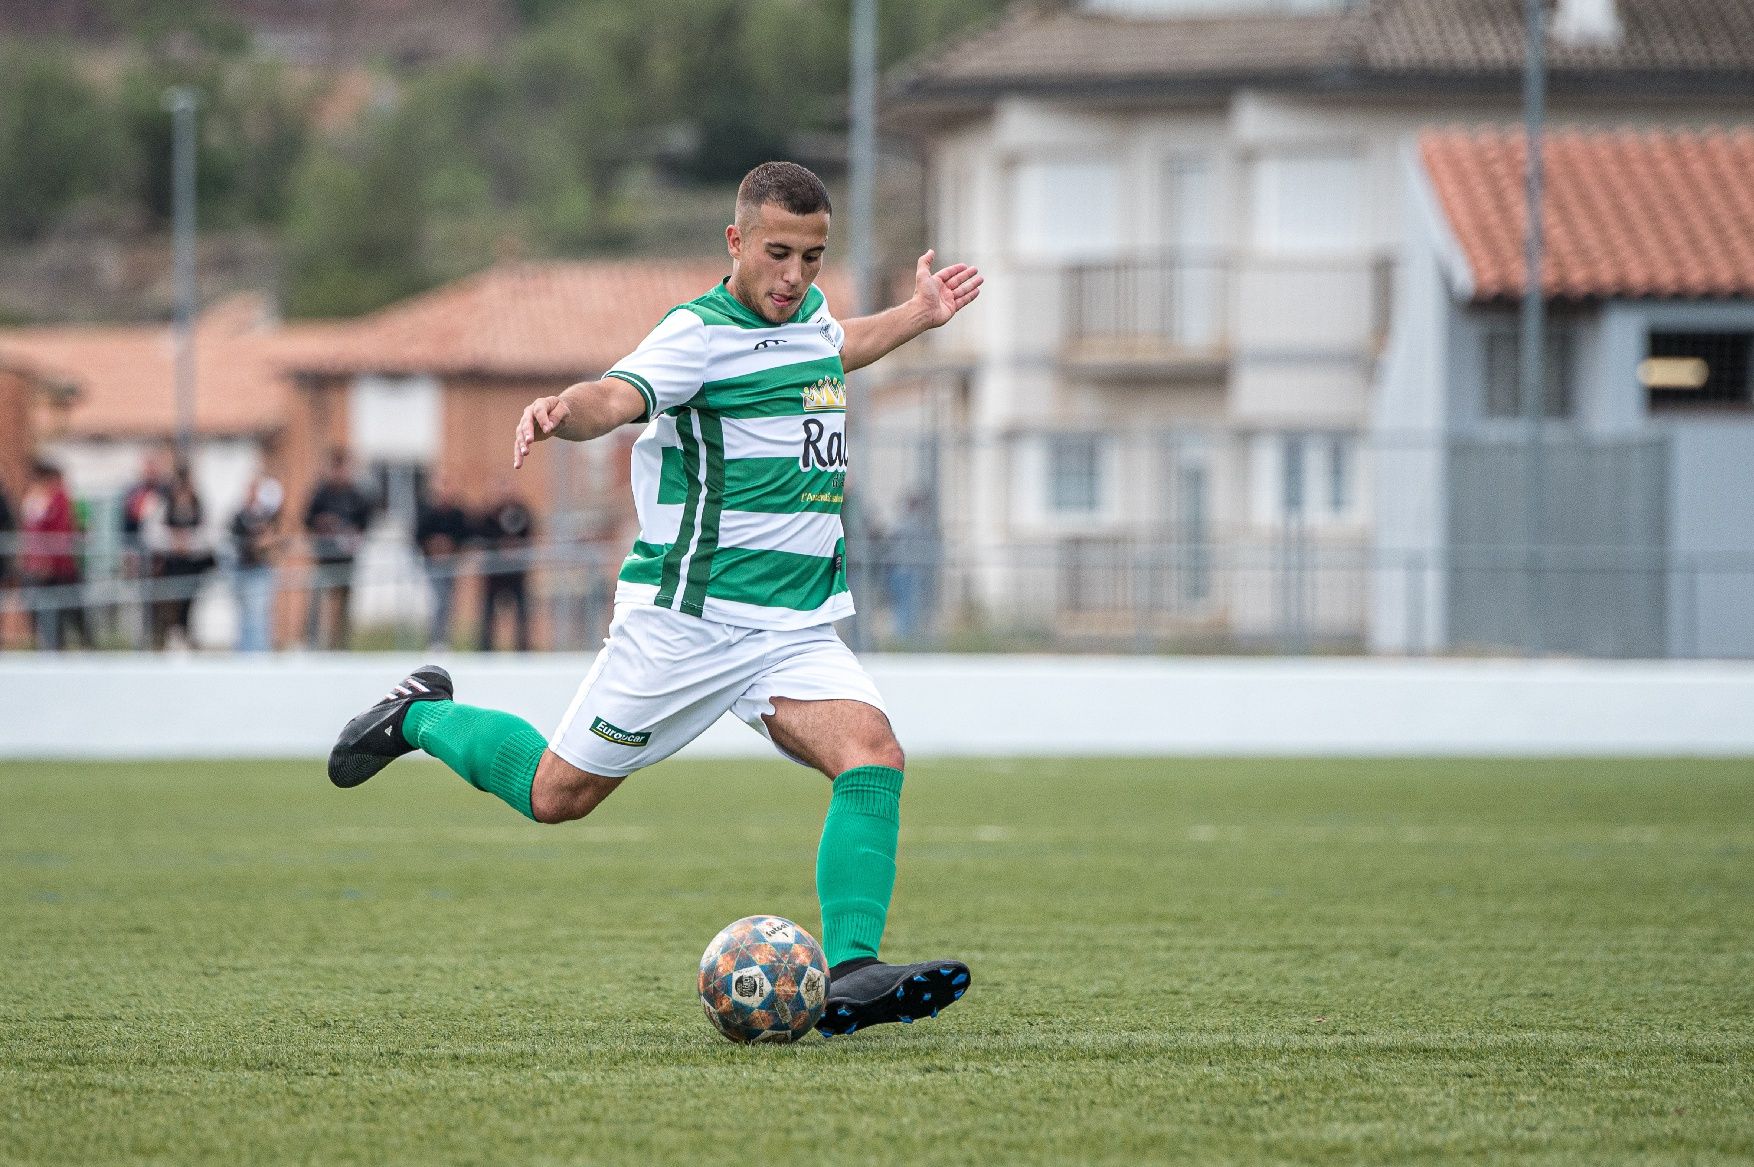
[{"left": 328, "top": 162, "right": 982, "bottom": 1036}]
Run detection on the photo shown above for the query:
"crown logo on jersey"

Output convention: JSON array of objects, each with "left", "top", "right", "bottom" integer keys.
[{"left": 801, "top": 376, "right": 847, "bottom": 412}]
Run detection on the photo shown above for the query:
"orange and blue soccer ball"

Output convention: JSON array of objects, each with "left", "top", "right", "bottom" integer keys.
[{"left": 698, "top": 915, "right": 829, "bottom": 1043}]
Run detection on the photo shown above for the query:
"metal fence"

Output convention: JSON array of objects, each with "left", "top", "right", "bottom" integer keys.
[{"left": 5, "top": 424, "right": 1753, "bottom": 658}]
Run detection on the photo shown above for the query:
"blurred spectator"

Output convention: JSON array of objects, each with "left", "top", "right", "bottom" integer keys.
[
  {"left": 416, "top": 472, "right": 470, "bottom": 651},
  {"left": 0, "top": 478, "right": 14, "bottom": 589},
  {"left": 121, "top": 449, "right": 171, "bottom": 551},
  {"left": 120, "top": 449, "right": 172, "bottom": 648},
  {"left": 230, "top": 474, "right": 285, "bottom": 653},
  {"left": 476, "top": 480, "right": 535, "bottom": 652},
  {"left": 885, "top": 491, "right": 939, "bottom": 645},
  {"left": 302, "top": 449, "right": 372, "bottom": 650},
  {"left": 143, "top": 462, "right": 211, "bottom": 650},
  {"left": 19, "top": 460, "right": 90, "bottom": 650},
  {"left": 0, "top": 478, "right": 16, "bottom": 648}
]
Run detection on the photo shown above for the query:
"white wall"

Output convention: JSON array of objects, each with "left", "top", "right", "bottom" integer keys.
[
  {"left": 1641, "top": 300, "right": 1754, "bottom": 658},
  {"left": 3, "top": 655, "right": 1753, "bottom": 760},
  {"left": 1368, "top": 149, "right": 1466, "bottom": 654}
]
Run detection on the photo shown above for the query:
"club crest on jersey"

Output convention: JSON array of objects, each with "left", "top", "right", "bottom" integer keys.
[{"left": 801, "top": 376, "right": 846, "bottom": 413}]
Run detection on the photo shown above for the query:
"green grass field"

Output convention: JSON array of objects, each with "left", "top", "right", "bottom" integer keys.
[{"left": 4, "top": 757, "right": 1752, "bottom": 1165}]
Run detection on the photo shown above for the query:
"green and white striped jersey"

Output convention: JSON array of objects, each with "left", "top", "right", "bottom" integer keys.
[{"left": 604, "top": 279, "right": 853, "bottom": 630}]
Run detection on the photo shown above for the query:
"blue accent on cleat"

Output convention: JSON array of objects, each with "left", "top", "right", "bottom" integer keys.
[{"left": 816, "top": 958, "right": 970, "bottom": 1036}]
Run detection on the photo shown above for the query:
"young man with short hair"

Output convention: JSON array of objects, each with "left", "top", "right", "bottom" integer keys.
[{"left": 329, "top": 161, "right": 982, "bottom": 1035}]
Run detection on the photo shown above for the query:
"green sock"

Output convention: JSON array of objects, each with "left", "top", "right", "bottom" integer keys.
[
  {"left": 402, "top": 700, "right": 545, "bottom": 821},
  {"left": 816, "top": 765, "right": 903, "bottom": 967}
]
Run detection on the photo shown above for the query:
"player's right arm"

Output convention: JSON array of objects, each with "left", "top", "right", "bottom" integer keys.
[
  {"left": 512, "top": 378, "right": 647, "bottom": 470},
  {"left": 515, "top": 307, "right": 707, "bottom": 469}
]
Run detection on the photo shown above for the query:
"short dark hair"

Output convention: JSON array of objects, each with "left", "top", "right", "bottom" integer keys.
[{"left": 736, "top": 161, "right": 831, "bottom": 222}]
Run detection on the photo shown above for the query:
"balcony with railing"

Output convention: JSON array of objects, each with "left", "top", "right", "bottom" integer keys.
[{"left": 1047, "top": 251, "right": 1394, "bottom": 376}]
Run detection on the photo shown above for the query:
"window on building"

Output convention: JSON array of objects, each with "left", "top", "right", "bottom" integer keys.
[
  {"left": 1281, "top": 434, "right": 1307, "bottom": 518},
  {"left": 1011, "top": 157, "right": 1122, "bottom": 262},
  {"left": 935, "top": 160, "right": 970, "bottom": 258},
  {"left": 1643, "top": 331, "right": 1753, "bottom": 410},
  {"left": 1250, "top": 149, "right": 1366, "bottom": 253},
  {"left": 1251, "top": 431, "right": 1359, "bottom": 525},
  {"left": 1326, "top": 434, "right": 1350, "bottom": 514},
  {"left": 1163, "top": 156, "right": 1215, "bottom": 251},
  {"left": 1162, "top": 156, "right": 1221, "bottom": 345},
  {"left": 1176, "top": 460, "right": 1211, "bottom": 603},
  {"left": 1483, "top": 322, "right": 1575, "bottom": 420},
  {"left": 1048, "top": 434, "right": 1106, "bottom": 515},
  {"left": 350, "top": 374, "right": 442, "bottom": 460}
]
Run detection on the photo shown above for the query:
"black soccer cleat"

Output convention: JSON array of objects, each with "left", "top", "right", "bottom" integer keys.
[
  {"left": 815, "top": 957, "right": 971, "bottom": 1036},
  {"left": 327, "top": 665, "right": 453, "bottom": 789}
]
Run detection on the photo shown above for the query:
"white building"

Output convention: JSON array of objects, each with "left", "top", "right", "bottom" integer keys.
[
  {"left": 1378, "top": 126, "right": 1754, "bottom": 659},
  {"left": 878, "top": 0, "right": 1754, "bottom": 649}
]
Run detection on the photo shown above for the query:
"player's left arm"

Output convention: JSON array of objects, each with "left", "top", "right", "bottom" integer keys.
[{"left": 839, "top": 250, "right": 982, "bottom": 373}]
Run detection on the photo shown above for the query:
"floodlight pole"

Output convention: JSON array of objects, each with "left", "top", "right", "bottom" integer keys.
[
  {"left": 848, "top": 0, "right": 879, "bottom": 651},
  {"left": 165, "top": 85, "right": 200, "bottom": 466},
  {"left": 850, "top": 0, "right": 878, "bottom": 317},
  {"left": 1520, "top": 0, "right": 1548, "bottom": 655}
]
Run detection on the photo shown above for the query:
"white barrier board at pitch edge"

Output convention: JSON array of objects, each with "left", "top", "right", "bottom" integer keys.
[{"left": 2, "top": 654, "right": 1754, "bottom": 759}]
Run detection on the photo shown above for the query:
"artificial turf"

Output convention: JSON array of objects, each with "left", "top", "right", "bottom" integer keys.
[{"left": 3, "top": 757, "right": 1751, "bottom": 1165}]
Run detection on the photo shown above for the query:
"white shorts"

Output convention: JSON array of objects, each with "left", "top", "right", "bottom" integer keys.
[{"left": 549, "top": 604, "right": 888, "bottom": 779}]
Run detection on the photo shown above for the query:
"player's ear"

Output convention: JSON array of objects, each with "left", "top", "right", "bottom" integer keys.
[{"left": 726, "top": 223, "right": 741, "bottom": 260}]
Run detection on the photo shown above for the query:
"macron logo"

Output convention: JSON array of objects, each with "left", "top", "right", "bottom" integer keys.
[{"left": 754, "top": 338, "right": 788, "bottom": 350}]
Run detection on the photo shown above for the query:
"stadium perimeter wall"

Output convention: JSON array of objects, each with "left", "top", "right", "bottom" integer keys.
[{"left": 3, "top": 655, "right": 1754, "bottom": 759}]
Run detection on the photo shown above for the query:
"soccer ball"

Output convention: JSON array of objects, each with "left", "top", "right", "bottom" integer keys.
[{"left": 698, "top": 915, "right": 829, "bottom": 1043}]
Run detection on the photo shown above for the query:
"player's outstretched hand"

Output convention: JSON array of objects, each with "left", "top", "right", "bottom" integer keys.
[
  {"left": 514, "top": 394, "right": 570, "bottom": 469},
  {"left": 913, "top": 249, "right": 983, "bottom": 328}
]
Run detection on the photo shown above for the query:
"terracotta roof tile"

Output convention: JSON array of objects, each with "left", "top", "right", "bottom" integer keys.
[
  {"left": 287, "top": 260, "right": 855, "bottom": 378},
  {"left": 890, "top": 0, "right": 1754, "bottom": 109},
  {"left": 1420, "top": 125, "right": 1754, "bottom": 301},
  {"left": 892, "top": 6, "right": 1354, "bottom": 102},
  {"left": 1362, "top": 0, "right": 1754, "bottom": 74},
  {"left": 0, "top": 261, "right": 861, "bottom": 437},
  {"left": 0, "top": 294, "right": 336, "bottom": 439},
  {"left": 906, "top": 6, "right": 1350, "bottom": 87}
]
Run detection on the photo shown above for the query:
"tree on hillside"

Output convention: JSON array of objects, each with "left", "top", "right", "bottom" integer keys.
[{"left": 0, "top": 43, "right": 118, "bottom": 242}]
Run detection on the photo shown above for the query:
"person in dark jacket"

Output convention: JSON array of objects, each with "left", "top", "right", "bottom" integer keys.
[
  {"left": 144, "top": 461, "right": 211, "bottom": 650},
  {"left": 416, "top": 472, "right": 471, "bottom": 651},
  {"left": 0, "top": 478, "right": 15, "bottom": 590},
  {"left": 476, "top": 480, "right": 535, "bottom": 652},
  {"left": 302, "top": 449, "right": 373, "bottom": 650}
]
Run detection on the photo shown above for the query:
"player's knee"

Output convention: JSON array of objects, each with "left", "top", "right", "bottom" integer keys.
[
  {"left": 867, "top": 736, "right": 905, "bottom": 773},
  {"left": 530, "top": 789, "right": 598, "bottom": 825},
  {"left": 530, "top": 754, "right": 621, "bottom": 824},
  {"left": 529, "top": 788, "right": 570, "bottom": 824}
]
